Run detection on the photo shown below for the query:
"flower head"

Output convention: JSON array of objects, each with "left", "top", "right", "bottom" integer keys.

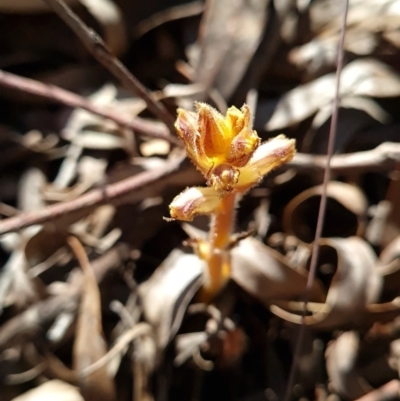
[
  {"left": 171, "top": 102, "right": 296, "bottom": 221},
  {"left": 175, "top": 103, "right": 260, "bottom": 192}
]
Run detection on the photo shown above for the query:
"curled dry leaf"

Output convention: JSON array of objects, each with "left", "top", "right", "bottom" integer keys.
[
  {"left": 283, "top": 181, "right": 368, "bottom": 243},
  {"left": 270, "top": 237, "right": 382, "bottom": 330},
  {"left": 289, "top": 29, "right": 377, "bottom": 73},
  {"left": 266, "top": 59, "right": 400, "bottom": 131},
  {"left": 61, "top": 84, "right": 136, "bottom": 155},
  {"left": 293, "top": 0, "right": 400, "bottom": 75},
  {"left": 230, "top": 237, "right": 325, "bottom": 305},
  {"left": 309, "top": 97, "right": 390, "bottom": 139},
  {"left": 139, "top": 250, "right": 204, "bottom": 357},
  {"left": 62, "top": 84, "right": 118, "bottom": 141}
]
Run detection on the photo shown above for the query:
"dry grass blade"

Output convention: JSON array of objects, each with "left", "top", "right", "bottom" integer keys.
[{"left": 68, "top": 236, "right": 116, "bottom": 401}]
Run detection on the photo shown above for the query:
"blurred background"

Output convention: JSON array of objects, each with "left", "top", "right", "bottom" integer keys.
[{"left": 1, "top": 1, "right": 400, "bottom": 401}]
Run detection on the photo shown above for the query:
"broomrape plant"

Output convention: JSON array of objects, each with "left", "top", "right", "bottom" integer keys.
[{"left": 169, "top": 102, "right": 296, "bottom": 300}]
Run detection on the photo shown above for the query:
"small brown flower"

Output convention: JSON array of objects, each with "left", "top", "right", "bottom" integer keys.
[{"left": 175, "top": 103, "right": 260, "bottom": 192}]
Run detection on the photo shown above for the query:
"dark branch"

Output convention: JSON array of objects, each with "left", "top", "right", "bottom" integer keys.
[
  {"left": 0, "top": 155, "right": 185, "bottom": 235},
  {"left": 0, "top": 69, "right": 181, "bottom": 146},
  {"left": 42, "top": 0, "right": 176, "bottom": 134}
]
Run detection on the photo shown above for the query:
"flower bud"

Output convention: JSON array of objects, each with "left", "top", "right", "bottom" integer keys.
[
  {"left": 237, "top": 135, "right": 296, "bottom": 190},
  {"left": 174, "top": 103, "right": 260, "bottom": 192},
  {"left": 169, "top": 187, "right": 221, "bottom": 221}
]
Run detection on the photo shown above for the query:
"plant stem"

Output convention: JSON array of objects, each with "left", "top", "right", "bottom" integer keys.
[{"left": 201, "top": 192, "right": 237, "bottom": 300}]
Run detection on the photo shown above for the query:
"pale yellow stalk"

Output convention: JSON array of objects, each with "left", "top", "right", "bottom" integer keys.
[{"left": 200, "top": 192, "right": 236, "bottom": 301}]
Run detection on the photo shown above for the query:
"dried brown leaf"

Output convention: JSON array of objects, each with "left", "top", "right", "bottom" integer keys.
[
  {"left": 139, "top": 250, "right": 204, "bottom": 356},
  {"left": 270, "top": 237, "right": 382, "bottom": 329},
  {"left": 283, "top": 181, "right": 367, "bottom": 243},
  {"left": 231, "top": 237, "right": 325, "bottom": 304},
  {"left": 24, "top": 228, "right": 66, "bottom": 269},
  {"left": 193, "top": 0, "right": 269, "bottom": 100},
  {"left": 69, "top": 236, "right": 116, "bottom": 401},
  {"left": 266, "top": 59, "right": 400, "bottom": 131}
]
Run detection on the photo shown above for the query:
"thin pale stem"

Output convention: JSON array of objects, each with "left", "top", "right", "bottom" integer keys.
[
  {"left": 284, "top": 0, "right": 349, "bottom": 400},
  {"left": 201, "top": 192, "right": 236, "bottom": 300}
]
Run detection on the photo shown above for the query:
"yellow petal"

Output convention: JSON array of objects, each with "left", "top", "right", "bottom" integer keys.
[
  {"left": 225, "top": 104, "right": 250, "bottom": 136},
  {"left": 197, "top": 102, "right": 229, "bottom": 159},
  {"left": 237, "top": 135, "right": 296, "bottom": 190},
  {"left": 226, "top": 127, "right": 260, "bottom": 167},
  {"left": 169, "top": 187, "right": 221, "bottom": 221}
]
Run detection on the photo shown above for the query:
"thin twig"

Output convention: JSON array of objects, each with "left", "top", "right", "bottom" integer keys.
[
  {"left": 284, "top": 0, "right": 350, "bottom": 400},
  {"left": 42, "top": 0, "right": 176, "bottom": 134},
  {"left": 3, "top": 69, "right": 399, "bottom": 167},
  {"left": 288, "top": 142, "right": 400, "bottom": 172},
  {"left": 0, "top": 140, "right": 398, "bottom": 235},
  {"left": 0, "top": 69, "right": 181, "bottom": 146},
  {"left": 0, "top": 155, "right": 185, "bottom": 235}
]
